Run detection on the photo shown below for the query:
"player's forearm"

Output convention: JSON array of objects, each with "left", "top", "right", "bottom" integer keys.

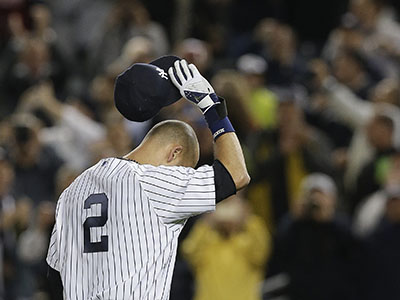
[
  {"left": 214, "top": 132, "right": 250, "bottom": 190},
  {"left": 167, "top": 59, "right": 250, "bottom": 190}
]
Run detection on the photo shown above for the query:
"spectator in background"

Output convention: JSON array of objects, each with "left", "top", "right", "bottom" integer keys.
[
  {"left": 2, "top": 197, "right": 33, "bottom": 300},
  {"left": 350, "top": 0, "right": 400, "bottom": 52},
  {"left": 211, "top": 69, "right": 259, "bottom": 141},
  {"left": 29, "top": 2, "right": 56, "bottom": 44},
  {"left": 268, "top": 173, "right": 360, "bottom": 300},
  {"left": 86, "top": 74, "right": 117, "bottom": 122},
  {"left": 9, "top": 114, "right": 63, "bottom": 205},
  {"left": 351, "top": 110, "right": 398, "bottom": 212},
  {"left": 182, "top": 195, "right": 270, "bottom": 300},
  {"left": 236, "top": 54, "right": 278, "bottom": 129},
  {"left": 332, "top": 49, "right": 376, "bottom": 99},
  {"left": 175, "top": 38, "right": 213, "bottom": 78},
  {"left": 85, "top": 63, "right": 152, "bottom": 149},
  {"left": 372, "top": 78, "right": 400, "bottom": 106},
  {"left": 17, "top": 82, "right": 106, "bottom": 170},
  {"left": 254, "top": 19, "right": 306, "bottom": 86},
  {"left": 0, "top": 0, "right": 28, "bottom": 49},
  {"left": 348, "top": 0, "right": 400, "bottom": 78},
  {"left": 0, "top": 147, "right": 15, "bottom": 300},
  {"left": 46, "top": 0, "right": 112, "bottom": 66},
  {"left": 93, "top": 0, "right": 168, "bottom": 73},
  {"left": 0, "top": 148, "right": 15, "bottom": 224},
  {"left": 16, "top": 201, "right": 56, "bottom": 299},
  {"left": 3, "top": 36, "right": 63, "bottom": 107},
  {"left": 28, "top": 0, "right": 68, "bottom": 71},
  {"left": 310, "top": 59, "right": 400, "bottom": 204},
  {"left": 106, "top": 36, "right": 155, "bottom": 78},
  {"left": 28, "top": 1, "right": 70, "bottom": 90},
  {"left": 248, "top": 97, "right": 334, "bottom": 231},
  {"left": 323, "top": 12, "right": 396, "bottom": 80},
  {"left": 323, "top": 13, "right": 367, "bottom": 62},
  {"left": 1, "top": 3, "right": 69, "bottom": 102},
  {"left": 363, "top": 183, "right": 400, "bottom": 300},
  {"left": 354, "top": 151, "right": 400, "bottom": 237},
  {"left": 89, "top": 112, "right": 133, "bottom": 164},
  {"left": 0, "top": 242, "right": 2, "bottom": 298}
]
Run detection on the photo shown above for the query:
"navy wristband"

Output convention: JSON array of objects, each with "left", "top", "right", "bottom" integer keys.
[
  {"left": 204, "top": 104, "right": 235, "bottom": 139},
  {"left": 210, "top": 117, "right": 235, "bottom": 139}
]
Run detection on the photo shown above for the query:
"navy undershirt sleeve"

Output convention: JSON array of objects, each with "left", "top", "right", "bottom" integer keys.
[
  {"left": 212, "top": 160, "right": 236, "bottom": 203},
  {"left": 47, "top": 265, "right": 63, "bottom": 299}
]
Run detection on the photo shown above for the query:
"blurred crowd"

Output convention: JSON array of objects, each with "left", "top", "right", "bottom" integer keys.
[{"left": 1, "top": 0, "right": 400, "bottom": 299}]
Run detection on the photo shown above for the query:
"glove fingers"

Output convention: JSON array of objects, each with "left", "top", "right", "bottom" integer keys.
[
  {"left": 168, "top": 67, "right": 182, "bottom": 91},
  {"left": 180, "top": 60, "right": 192, "bottom": 79},
  {"left": 174, "top": 60, "right": 186, "bottom": 84},
  {"left": 188, "top": 64, "right": 201, "bottom": 77}
]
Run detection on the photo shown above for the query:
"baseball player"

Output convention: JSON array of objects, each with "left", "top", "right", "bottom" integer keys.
[{"left": 46, "top": 59, "right": 250, "bottom": 299}]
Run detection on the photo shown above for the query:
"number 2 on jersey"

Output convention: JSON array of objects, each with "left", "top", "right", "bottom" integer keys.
[{"left": 83, "top": 193, "right": 109, "bottom": 253}]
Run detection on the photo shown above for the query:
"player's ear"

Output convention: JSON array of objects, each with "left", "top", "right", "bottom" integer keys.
[{"left": 167, "top": 145, "right": 183, "bottom": 163}]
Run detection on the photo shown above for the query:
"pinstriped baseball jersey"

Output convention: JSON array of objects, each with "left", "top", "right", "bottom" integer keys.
[{"left": 46, "top": 157, "right": 215, "bottom": 300}]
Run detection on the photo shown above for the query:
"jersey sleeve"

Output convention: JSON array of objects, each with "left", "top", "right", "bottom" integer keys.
[
  {"left": 46, "top": 224, "right": 59, "bottom": 270},
  {"left": 46, "top": 193, "right": 64, "bottom": 271},
  {"left": 138, "top": 164, "right": 215, "bottom": 223}
]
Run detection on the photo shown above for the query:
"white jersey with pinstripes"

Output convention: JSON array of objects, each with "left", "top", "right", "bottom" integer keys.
[{"left": 46, "top": 157, "right": 215, "bottom": 300}]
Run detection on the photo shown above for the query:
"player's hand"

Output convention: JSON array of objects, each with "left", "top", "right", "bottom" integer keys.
[{"left": 168, "top": 59, "right": 220, "bottom": 114}]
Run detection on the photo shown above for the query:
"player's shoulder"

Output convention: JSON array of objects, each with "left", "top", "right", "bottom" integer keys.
[
  {"left": 137, "top": 162, "right": 213, "bottom": 181},
  {"left": 137, "top": 164, "right": 193, "bottom": 183},
  {"left": 143, "top": 163, "right": 194, "bottom": 174},
  {"left": 90, "top": 157, "right": 214, "bottom": 183},
  {"left": 143, "top": 162, "right": 212, "bottom": 174},
  {"left": 74, "top": 157, "right": 133, "bottom": 182},
  {"left": 57, "top": 158, "right": 132, "bottom": 201}
]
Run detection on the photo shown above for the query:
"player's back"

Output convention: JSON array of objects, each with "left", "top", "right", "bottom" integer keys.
[{"left": 47, "top": 157, "right": 215, "bottom": 300}]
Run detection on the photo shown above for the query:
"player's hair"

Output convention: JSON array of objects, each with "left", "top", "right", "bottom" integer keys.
[{"left": 146, "top": 120, "right": 199, "bottom": 165}]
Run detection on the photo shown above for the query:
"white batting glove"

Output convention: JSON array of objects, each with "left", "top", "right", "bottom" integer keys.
[{"left": 168, "top": 59, "right": 220, "bottom": 114}]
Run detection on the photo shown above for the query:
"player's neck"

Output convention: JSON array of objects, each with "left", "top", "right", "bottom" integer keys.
[
  {"left": 124, "top": 143, "right": 160, "bottom": 166},
  {"left": 124, "top": 147, "right": 147, "bottom": 165}
]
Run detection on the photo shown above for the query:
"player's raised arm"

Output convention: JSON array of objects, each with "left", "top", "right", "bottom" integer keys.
[
  {"left": 168, "top": 60, "right": 250, "bottom": 193},
  {"left": 213, "top": 132, "right": 249, "bottom": 189}
]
